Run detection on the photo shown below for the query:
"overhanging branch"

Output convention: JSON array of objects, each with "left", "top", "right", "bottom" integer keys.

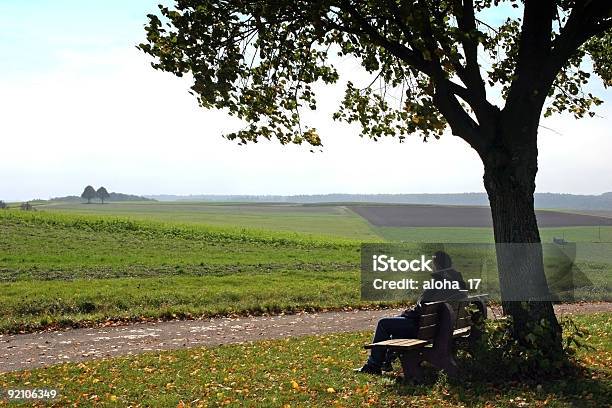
[
  {"left": 548, "top": 0, "right": 612, "bottom": 76},
  {"left": 336, "top": 2, "right": 490, "bottom": 150},
  {"left": 505, "top": 0, "right": 557, "bottom": 111}
]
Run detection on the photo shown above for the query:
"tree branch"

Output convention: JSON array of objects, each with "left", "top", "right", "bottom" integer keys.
[
  {"left": 337, "top": 2, "right": 433, "bottom": 74},
  {"left": 450, "top": 0, "right": 499, "bottom": 129},
  {"left": 504, "top": 0, "right": 557, "bottom": 118},
  {"left": 335, "top": 2, "right": 489, "bottom": 151},
  {"left": 433, "top": 85, "right": 483, "bottom": 151},
  {"left": 412, "top": 2, "right": 493, "bottom": 147},
  {"left": 548, "top": 0, "right": 612, "bottom": 76},
  {"left": 454, "top": 0, "right": 485, "bottom": 96}
]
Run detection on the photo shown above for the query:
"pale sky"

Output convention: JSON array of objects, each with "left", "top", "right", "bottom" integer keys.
[{"left": 1, "top": 1, "right": 611, "bottom": 201}]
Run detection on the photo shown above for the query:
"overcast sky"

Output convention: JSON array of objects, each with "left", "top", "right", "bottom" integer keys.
[{"left": 1, "top": 1, "right": 611, "bottom": 201}]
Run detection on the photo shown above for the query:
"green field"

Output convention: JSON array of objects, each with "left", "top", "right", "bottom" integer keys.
[
  {"left": 34, "top": 201, "right": 612, "bottom": 243},
  {"left": 36, "top": 201, "right": 381, "bottom": 240},
  {"left": 1, "top": 202, "right": 610, "bottom": 333},
  {"left": 0, "top": 210, "right": 371, "bottom": 333},
  {"left": 0, "top": 210, "right": 359, "bottom": 280},
  {"left": 1, "top": 313, "right": 610, "bottom": 407}
]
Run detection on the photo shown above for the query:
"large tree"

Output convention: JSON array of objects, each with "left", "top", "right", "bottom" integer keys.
[
  {"left": 139, "top": 1, "right": 612, "bottom": 353},
  {"left": 97, "top": 186, "right": 110, "bottom": 204},
  {"left": 81, "top": 185, "right": 97, "bottom": 204}
]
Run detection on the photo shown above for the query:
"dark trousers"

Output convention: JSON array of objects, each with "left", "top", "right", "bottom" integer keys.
[{"left": 367, "top": 316, "right": 418, "bottom": 368}]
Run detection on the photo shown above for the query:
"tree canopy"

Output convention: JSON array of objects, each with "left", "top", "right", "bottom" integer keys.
[
  {"left": 138, "top": 0, "right": 612, "bottom": 151},
  {"left": 81, "top": 185, "right": 97, "bottom": 204},
  {"left": 97, "top": 186, "right": 110, "bottom": 204}
]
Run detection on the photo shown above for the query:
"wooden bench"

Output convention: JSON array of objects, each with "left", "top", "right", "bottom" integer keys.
[{"left": 365, "top": 295, "right": 487, "bottom": 381}]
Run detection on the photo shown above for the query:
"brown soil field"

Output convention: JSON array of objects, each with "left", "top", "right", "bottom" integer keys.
[{"left": 349, "top": 204, "right": 612, "bottom": 227}]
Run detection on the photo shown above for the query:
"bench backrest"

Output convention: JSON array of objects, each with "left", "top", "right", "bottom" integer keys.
[
  {"left": 416, "top": 302, "right": 455, "bottom": 341},
  {"left": 417, "top": 302, "right": 456, "bottom": 355},
  {"left": 418, "top": 300, "right": 474, "bottom": 337}
]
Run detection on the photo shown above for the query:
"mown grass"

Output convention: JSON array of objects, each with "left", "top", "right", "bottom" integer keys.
[
  {"left": 0, "top": 270, "right": 391, "bottom": 334},
  {"left": 1, "top": 313, "right": 610, "bottom": 407}
]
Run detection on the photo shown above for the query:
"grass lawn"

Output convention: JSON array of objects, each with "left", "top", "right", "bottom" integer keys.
[
  {"left": 0, "top": 270, "right": 375, "bottom": 334},
  {"left": 1, "top": 313, "right": 610, "bottom": 407}
]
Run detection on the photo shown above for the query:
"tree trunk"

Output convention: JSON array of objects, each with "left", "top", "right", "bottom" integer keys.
[{"left": 482, "top": 121, "right": 562, "bottom": 351}]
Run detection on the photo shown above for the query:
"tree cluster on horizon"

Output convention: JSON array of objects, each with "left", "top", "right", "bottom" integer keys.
[
  {"left": 81, "top": 185, "right": 111, "bottom": 204},
  {"left": 19, "top": 202, "right": 35, "bottom": 211}
]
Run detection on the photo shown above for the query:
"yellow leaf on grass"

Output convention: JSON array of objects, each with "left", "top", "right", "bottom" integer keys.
[
  {"left": 291, "top": 380, "right": 300, "bottom": 390},
  {"left": 326, "top": 387, "right": 336, "bottom": 393}
]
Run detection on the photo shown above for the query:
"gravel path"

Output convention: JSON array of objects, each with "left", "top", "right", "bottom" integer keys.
[{"left": 1, "top": 303, "right": 610, "bottom": 373}]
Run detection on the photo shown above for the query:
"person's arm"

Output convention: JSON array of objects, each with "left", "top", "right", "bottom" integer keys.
[
  {"left": 419, "top": 288, "right": 439, "bottom": 304},
  {"left": 400, "top": 291, "right": 426, "bottom": 317}
]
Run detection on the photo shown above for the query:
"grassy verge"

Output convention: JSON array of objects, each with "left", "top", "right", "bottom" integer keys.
[
  {"left": 0, "top": 270, "right": 398, "bottom": 334},
  {"left": 1, "top": 313, "right": 610, "bottom": 407}
]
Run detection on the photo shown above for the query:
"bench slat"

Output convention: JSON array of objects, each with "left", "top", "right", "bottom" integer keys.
[
  {"left": 455, "top": 316, "right": 471, "bottom": 329},
  {"left": 419, "top": 312, "right": 439, "bottom": 327},
  {"left": 453, "top": 327, "right": 470, "bottom": 337},
  {"left": 419, "top": 302, "right": 440, "bottom": 315},
  {"left": 417, "top": 324, "right": 438, "bottom": 340},
  {"left": 365, "top": 338, "right": 429, "bottom": 350},
  {"left": 365, "top": 327, "right": 470, "bottom": 351}
]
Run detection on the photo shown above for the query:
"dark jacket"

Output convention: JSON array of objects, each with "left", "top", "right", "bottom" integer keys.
[{"left": 401, "top": 268, "right": 467, "bottom": 318}]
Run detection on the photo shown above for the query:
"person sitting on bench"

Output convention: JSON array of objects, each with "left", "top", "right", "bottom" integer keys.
[{"left": 355, "top": 250, "right": 467, "bottom": 375}]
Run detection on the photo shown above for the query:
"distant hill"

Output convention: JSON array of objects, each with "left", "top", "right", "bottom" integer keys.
[
  {"left": 146, "top": 192, "right": 612, "bottom": 211},
  {"left": 50, "top": 193, "right": 155, "bottom": 203}
]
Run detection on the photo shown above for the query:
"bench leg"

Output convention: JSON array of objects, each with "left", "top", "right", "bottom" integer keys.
[
  {"left": 399, "top": 351, "right": 424, "bottom": 383},
  {"left": 422, "top": 349, "right": 459, "bottom": 377}
]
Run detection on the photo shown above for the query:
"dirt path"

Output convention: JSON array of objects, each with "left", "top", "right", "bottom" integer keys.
[{"left": 1, "top": 303, "right": 610, "bottom": 373}]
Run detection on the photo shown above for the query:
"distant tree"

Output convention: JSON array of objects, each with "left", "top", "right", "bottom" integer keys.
[
  {"left": 96, "top": 186, "right": 110, "bottom": 204},
  {"left": 81, "top": 185, "right": 97, "bottom": 204},
  {"left": 0, "top": 201, "right": 7, "bottom": 209},
  {"left": 20, "top": 202, "right": 33, "bottom": 211}
]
